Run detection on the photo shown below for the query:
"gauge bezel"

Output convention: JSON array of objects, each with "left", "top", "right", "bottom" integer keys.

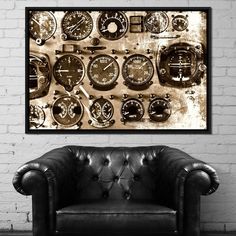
[
  {"left": 144, "top": 11, "right": 169, "bottom": 34},
  {"left": 51, "top": 95, "right": 84, "bottom": 127},
  {"left": 29, "top": 11, "right": 57, "bottom": 42},
  {"left": 172, "top": 15, "right": 189, "bottom": 31},
  {"left": 122, "top": 54, "right": 154, "bottom": 89},
  {"left": 97, "top": 11, "right": 129, "bottom": 40},
  {"left": 90, "top": 97, "right": 114, "bottom": 123},
  {"left": 61, "top": 11, "right": 93, "bottom": 41},
  {"left": 87, "top": 54, "right": 120, "bottom": 90},
  {"left": 121, "top": 98, "right": 144, "bottom": 121},
  {"left": 29, "top": 105, "right": 46, "bottom": 128},
  {"left": 29, "top": 53, "right": 51, "bottom": 99},
  {"left": 157, "top": 43, "right": 205, "bottom": 87},
  {"left": 53, "top": 54, "right": 85, "bottom": 91},
  {"left": 148, "top": 98, "right": 171, "bottom": 122}
]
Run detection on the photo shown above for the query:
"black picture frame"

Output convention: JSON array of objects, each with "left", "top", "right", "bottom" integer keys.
[{"left": 25, "top": 7, "right": 212, "bottom": 134}]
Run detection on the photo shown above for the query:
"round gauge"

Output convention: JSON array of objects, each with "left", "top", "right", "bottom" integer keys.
[
  {"left": 29, "top": 11, "right": 56, "bottom": 45},
  {"left": 168, "top": 50, "right": 196, "bottom": 80},
  {"left": 51, "top": 95, "right": 83, "bottom": 127},
  {"left": 61, "top": 11, "right": 93, "bottom": 40},
  {"left": 97, "top": 11, "right": 128, "bottom": 40},
  {"left": 121, "top": 98, "right": 144, "bottom": 121},
  {"left": 29, "top": 54, "right": 51, "bottom": 99},
  {"left": 29, "top": 105, "right": 45, "bottom": 128},
  {"left": 88, "top": 55, "right": 119, "bottom": 90},
  {"left": 53, "top": 55, "right": 85, "bottom": 91},
  {"left": 122, "top": 54, "right": 154, "bottom": 88},
  {"left": 148, "top": 98, "right": 171, "bottom": 122},
  {"left": 144, "top": 12, "right": 169, "bottom": 34},
  {"left": 90, "top": 97, "right": 114, "bottom": 123},
  {"left": 158, "top": 43, "right": 205, "bottom": 87},
  {"left": 172, "top": 15, "right": 188, "bottom": 31}
]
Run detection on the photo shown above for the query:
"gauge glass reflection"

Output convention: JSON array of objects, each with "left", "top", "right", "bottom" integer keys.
[{"left": 29, "top": 11, "right": 56, "bottom": 42}]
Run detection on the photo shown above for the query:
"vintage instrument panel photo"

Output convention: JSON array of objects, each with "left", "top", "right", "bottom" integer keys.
[{"left": 26, "top": 7, "right": 211, "bottom": 133}]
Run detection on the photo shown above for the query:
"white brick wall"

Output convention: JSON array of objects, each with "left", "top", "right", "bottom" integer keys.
[{"left": 0, "top": 0, "right": 235, "bottom": 232}]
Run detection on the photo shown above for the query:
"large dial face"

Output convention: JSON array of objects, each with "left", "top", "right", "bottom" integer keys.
[
  {"left": 90, "top": 98, "right": 114, "bottom": 123},
  {"left": 88, "top": 55, "right": 119, "bottom": 90},
  {"left": 51, "top": 95, "right": 83, "bottom": 127},
  {"left": 29, "top": 11, "right": 56, "bottom": 44},
  {"left": 121, "top": 98, "right": 144, "bottom": 121},
  {"left": 97, "top": 11, "right": 128, "bottom": 40},
  {"left": 122, "top": 54, "right": 154, "bottom": 88},
  {"left": 144, "top": 12, "right": 169, "bottom": 34},
  {"left": 61, "top": 11, "right": 93, "bottom": 40},
  {"left": 53, "top": 55, "right": 85, "bottom": 91},
  {"left": 158, "top": 43, "right": 205, "bottom": 87},
  {"left": 167, "top": 50, "right": 196, "bottom": 81},
  {"left": 29, "top": 105, "right": 45, "bottom": 128},
  {"left": 148, "top": 98, "right": 171, "bottom": 122},
  {"left": 172, "top": 15, "right": 188, "bottom": 31}
]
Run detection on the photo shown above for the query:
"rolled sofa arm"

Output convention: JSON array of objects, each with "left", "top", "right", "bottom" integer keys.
[
  {"left": 13, "top": 146, "right": 77, "bottom": 206},
  {"left": 12, "top": 146, "right": 77, "bottom": 235},
  {"left": 157, "top": 147, "right": 219, "bottom": 236}
]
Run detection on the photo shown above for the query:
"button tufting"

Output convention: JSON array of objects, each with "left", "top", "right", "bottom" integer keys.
[
  {"left": 123, "top": 160, "right": 129, "bottom": 166},
  {"left": 134, "top": 174, "right": 140, "bottom": 181},
  {"left": 113, "top": 176, "right": 119, "bottom": 182},
  {"left": 102, "top": 191, "right": 109, "bottom": 199},
  {"left": 142, "top": 158, "right": 148, "bottom": 165},
  {"left": 123, "top": 191, "right": 131, "bottom": 200},
  {"left": 92, "top": 175, "right": 99, "bottom": 181},
  {"left": 103, "top": 159, "right": 109, "bottom": 166},
  {"left": 84, "top": 158, "right": 90, "bottom": 165}
]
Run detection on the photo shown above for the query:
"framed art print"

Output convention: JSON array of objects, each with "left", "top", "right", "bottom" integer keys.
[{"left": 26, "top": 7, "right": 211, "bottom": 133}]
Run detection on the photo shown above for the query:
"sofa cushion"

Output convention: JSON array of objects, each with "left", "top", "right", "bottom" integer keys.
[{"left": 56, "top": 200, "right": 177, "bottom": 234}]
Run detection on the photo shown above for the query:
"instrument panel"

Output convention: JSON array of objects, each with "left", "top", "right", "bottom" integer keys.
[{"left": 27, "top": 8, "right": 209, "bottom": 132}]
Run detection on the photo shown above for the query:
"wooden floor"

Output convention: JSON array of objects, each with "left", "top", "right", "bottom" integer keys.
[{"left": 0, "top": 232, "right": 235, "bottom": 236}]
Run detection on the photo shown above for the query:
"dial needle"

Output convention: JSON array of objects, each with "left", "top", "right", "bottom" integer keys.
[
  {"left": 32, "top": 17, "right": 47, "bottom": 30},
  {"left": 56, "top": 70, "right": 69, "bottom": 72},
  {"left": 103, "top": 62, "right": 113, "bottom": 71},
  {"left": 138, "top": 61, "right": 148, "bottom": 69},
  {"left": 70, "top": 18, "right": 85, "bottom": 33}
]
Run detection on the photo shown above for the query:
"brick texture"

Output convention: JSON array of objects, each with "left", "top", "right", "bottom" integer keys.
[{"left": 0, "top": 0, "right": 236, "bottom": 233}]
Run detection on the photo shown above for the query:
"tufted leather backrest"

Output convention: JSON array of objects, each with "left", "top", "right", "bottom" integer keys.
[{"left": 66, "top": 146, "right": 166, "bottom": 201}]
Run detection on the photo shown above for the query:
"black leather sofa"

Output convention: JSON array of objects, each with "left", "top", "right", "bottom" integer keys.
[{"left": 12, "top": 146, "right": 219, "bottom": 236}]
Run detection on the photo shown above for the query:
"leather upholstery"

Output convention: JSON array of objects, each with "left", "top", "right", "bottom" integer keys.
[
  {"left": 12, "top": 145, "right": 219, "bottom": 236},
  {"left": 56, "top": 200, "right": 177, "bottom": 234}
]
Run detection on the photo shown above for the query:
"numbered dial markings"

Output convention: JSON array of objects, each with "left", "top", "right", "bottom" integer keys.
[
  {"left": 144, "top": 12, "right": 169, "bottom": 34},
  {"left": 172, "top": 15, "right": 188, "bottom": 31},
  {"left": 90, "top": 98, "right": 114, "bottom": 123},
  {"left": 29, "top": 11, "right": 56, "bottom": 43},
  {"left": 51, "top": 95, "right": 83, "bottom": 127},
  {"left": 61, "top": 11, "right": 93, "bottom": 40},
  {"left": 122, "top": 54, "right": 154, "bottom": 87},
  {"left": 121, "top": 98, "right": 144, "bottom": 121},
  {"left": 29, "top": 105, "right": 45, "bottom": 128},
  {"left": 148, "top": 98, "right": 171, "bottom": 122},
  {"left": 88, "top": 55, "right": 119, "bottom": 89},
  {"left": 97, "top": 11, "right": 128, "bottom": 40},
  {"left": 53, "top": 55, "right": 85, "bottom": 91}
]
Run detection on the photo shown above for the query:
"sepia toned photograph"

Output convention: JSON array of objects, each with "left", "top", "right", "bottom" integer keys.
[{"left": 26, "top": 7, "right": 211, "bottom": 133}]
